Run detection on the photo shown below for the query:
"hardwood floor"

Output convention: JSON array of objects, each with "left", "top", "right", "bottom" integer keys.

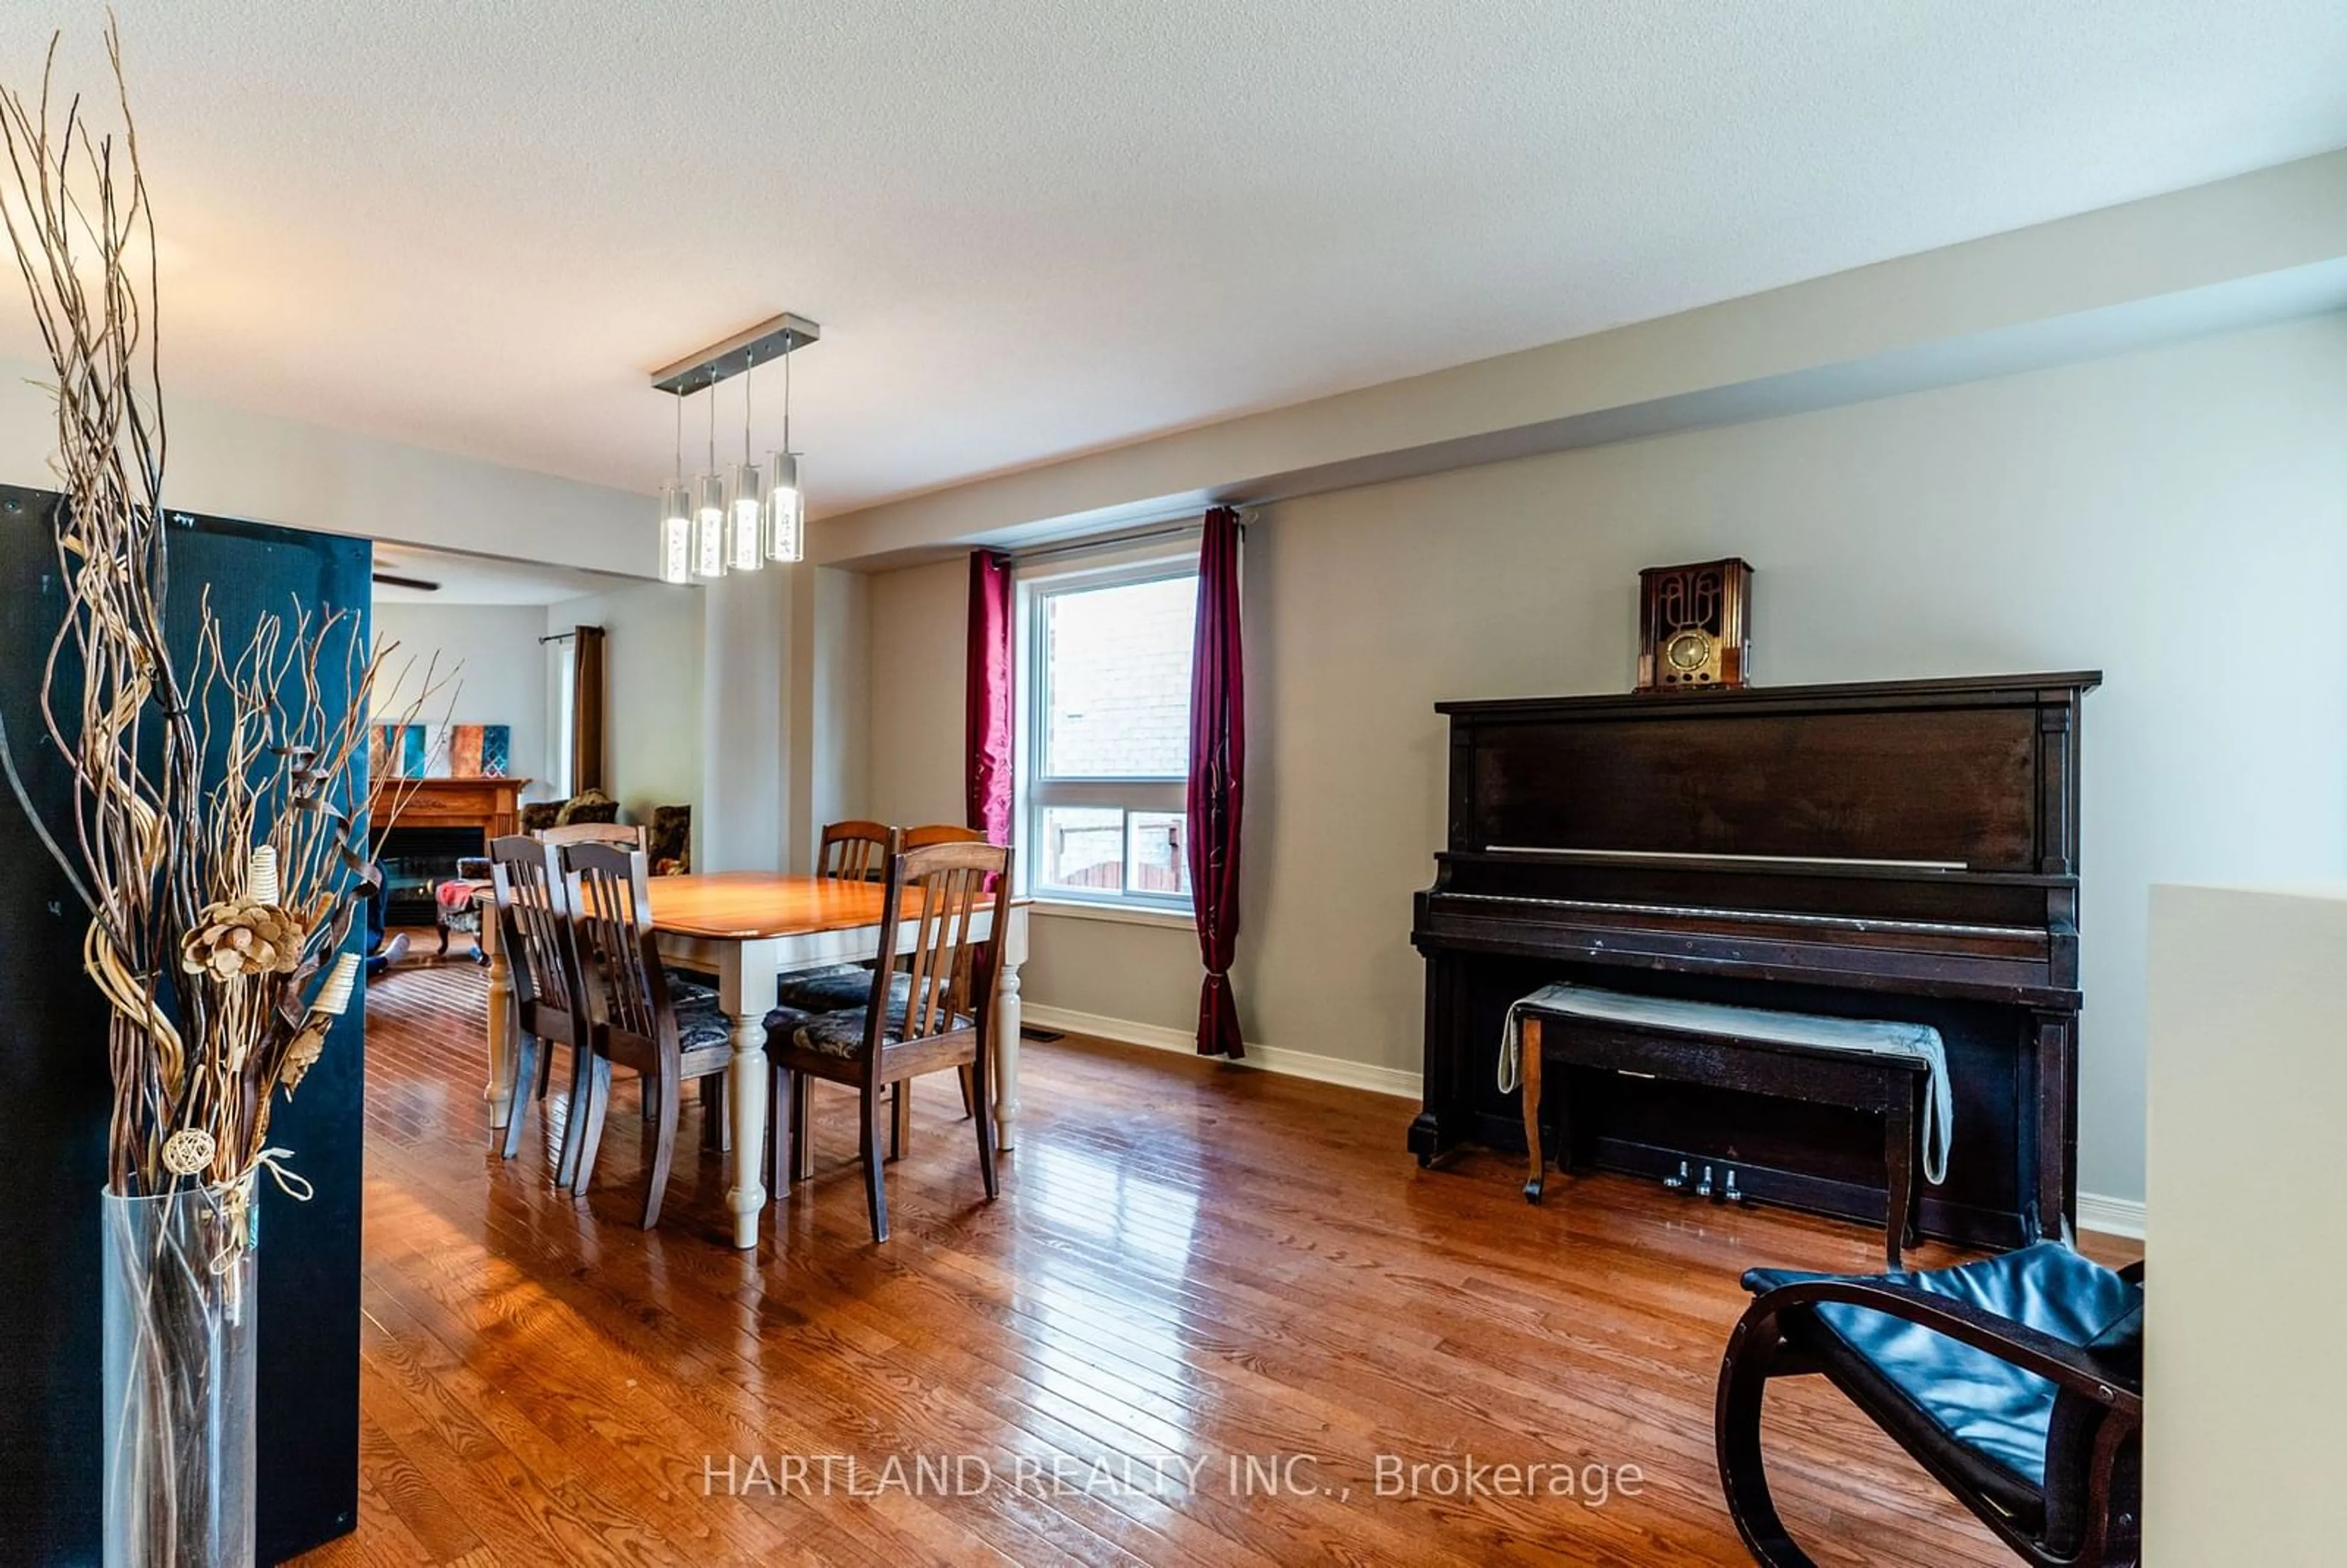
[{"left": 298, "top": 956, "right": 2136, "bottom": 1568}]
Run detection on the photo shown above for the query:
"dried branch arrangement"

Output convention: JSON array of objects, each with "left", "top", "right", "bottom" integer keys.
[{"left": 0, "top": 28, "right": 438, "bottom": 1201}]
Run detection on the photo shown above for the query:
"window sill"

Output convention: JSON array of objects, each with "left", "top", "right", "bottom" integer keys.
[{"left": 1029, "top": 898, "right": 1196, "bottom": 931}]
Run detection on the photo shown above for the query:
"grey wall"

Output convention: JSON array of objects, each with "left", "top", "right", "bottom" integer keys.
[{"left": 864, "top": 311, "right": 2347, "bottom": 1207}]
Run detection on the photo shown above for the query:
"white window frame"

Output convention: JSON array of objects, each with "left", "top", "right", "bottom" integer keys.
[
  {"left": 1015, "top": 546, "right": 1199, "bottom": 916},
  {"left": 548, "top": 638, "right": 576, "bottom": 799}
]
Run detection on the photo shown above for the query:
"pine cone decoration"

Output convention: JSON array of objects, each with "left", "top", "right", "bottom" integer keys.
[
  {"left": 281, "top": 1019, "right": 329, "bottom": 1094},
  {"left": 181, "top": 899, "right": 306, "bottom": 979}
]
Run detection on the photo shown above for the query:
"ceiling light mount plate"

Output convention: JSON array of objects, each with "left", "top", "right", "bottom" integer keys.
[{"left": 652, "top": 312, "right": 821, "bottom": 397}]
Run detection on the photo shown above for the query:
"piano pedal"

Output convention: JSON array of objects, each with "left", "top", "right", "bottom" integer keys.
[
  {"left": 1694, "top": 1163, "right": 1715, "bottom": 1201},
  {"left": 1723, "top": 1168, "right": 1749, "bottom": 1207},
  {"left": 1662, "top": 1159, "right": 1692, "bottom": 1193}
]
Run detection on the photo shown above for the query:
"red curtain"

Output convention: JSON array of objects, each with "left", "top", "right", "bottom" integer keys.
[
  {"left": 964, "top": 551, "right": 1015, "bottom": 846},
  {"left": 1186, "top": 508, "right": 1246, "bottom": 1058}
]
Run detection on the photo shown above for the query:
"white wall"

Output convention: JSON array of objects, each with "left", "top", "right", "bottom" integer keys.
[
  {"left": 814, "top": 150, "right": 2347, "bottom": 568},
  {"left": 696, "top": 569, "right": 792, "bottom": 872},
  {"left": 865, "top": 559, "right": 967, "bottom": 829},
  {"left": 0, "top": 356, "right": 653, "bottom": 578},
  {"left": 803, "top": 566, "right": 872, "bottom": 854},
  {"left": 2147, "top": 884, "right": 2347, "bottom": 1563},
  {"left": 369, "top": 602, "right": 554, "bottom": 799},
  {"left": 862, "top": 312, "right": 2347, "bottom": 1207},
  {"left": 545, "top": 581, "right": 707, "bottom": 831}
]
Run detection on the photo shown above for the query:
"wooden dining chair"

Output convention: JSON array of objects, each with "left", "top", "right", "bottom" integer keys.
[
  {"left": 773, "top": 819, "right": 905, "bottom": 1019},
  {"left": 777, "top": 823, "right": 988, "bottom": 1138},
  {"left": 763, "top": 840, "right": 1012, "bottom": 1242},
  {"left": 560, "top": 840, "right": 735, "bottom": 1229},
  {"left": 487, "top": 835, "right": 589, "bottom": 1176},
  {"left": 902, "top": 822, "right": 983, "bottom": 849},
  {"left": 538, "top": 820, "right": 648, "bottom": 851},
  {"left": 545, "top": 833, "right": 730, "bottom": 1143},
  {"left": 815, "top": 819, "right": 895, "bottom": 881},
  {"left": 899, "top": 824, "right": 988, "bottom": 1121}
]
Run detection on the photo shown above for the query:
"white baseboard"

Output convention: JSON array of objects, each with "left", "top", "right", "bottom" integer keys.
[
  {"left": 1023, "top": 1005, "right": 1423, "bottom": 1101},
  {"left": 1028, "top": 1003, "right": 2151, "bottom": 1239},
  {"left": 2076, "top": 1192, "right": 2146, "bottom": 1241}
]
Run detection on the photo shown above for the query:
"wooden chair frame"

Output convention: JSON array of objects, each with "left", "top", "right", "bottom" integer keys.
[
  {"left": 901, "top": 822, "right": 983, "bottom": 849},
  {"left": 899, "top": 825, "right": 985, "bottom": 1121},
  {"left": 487, "top": 835, "right": 589, "bottom": 1177},
  {"left": 1716, "top": 1262, "right": 2143, "bottom": 1567},
  {"left": 815, "top": 819, "right": 896, "bottom": 882},
  {"left": 560, "top": 840, "right": 733, "bottom": 1229},
  {"left": 769, "top": 841, "right": 1012, "bottom": 1242}
]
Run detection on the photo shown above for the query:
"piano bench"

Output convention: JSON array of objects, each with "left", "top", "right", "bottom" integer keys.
[{"left": 1519, "top": 1013, "right": 1931, "bottom": 1270}]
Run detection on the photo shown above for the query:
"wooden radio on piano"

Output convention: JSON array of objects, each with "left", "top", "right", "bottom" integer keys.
[
  {"left": 1411, "top": 671, "right": 2098, "bottom": 1250},
  {"left": 1636, "top": 557, "right": 1750, "bottom": 692}
]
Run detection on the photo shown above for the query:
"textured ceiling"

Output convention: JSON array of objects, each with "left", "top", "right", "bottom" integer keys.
[{"left": 2, "top": 1, "right": 2343, "bottom": 521}]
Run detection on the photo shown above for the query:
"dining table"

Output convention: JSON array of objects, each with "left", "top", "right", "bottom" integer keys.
[{"left": 479, "top": 871, "right": 1030, "bottom": 1248}]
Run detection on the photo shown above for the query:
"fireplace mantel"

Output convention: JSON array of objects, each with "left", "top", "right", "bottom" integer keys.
[{"left": 373, "top": 777, "right": 531, "bottom": 842}]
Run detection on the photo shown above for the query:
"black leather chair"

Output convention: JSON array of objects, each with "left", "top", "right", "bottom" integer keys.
[{"left": 1716, "top": 1242, "right": 2143, "bottom": 1568}]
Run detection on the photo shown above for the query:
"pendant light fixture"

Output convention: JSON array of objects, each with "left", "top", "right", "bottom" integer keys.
[
  {"left": 657, "top": 395, "right": 692, "bottom": 584},
  {"left": 647, "top": 313, "right": 820, "bottom": 584},
  {"left": 726, "top": 363, "right": 764, "bottom": 571},
  {"left": 765, "top": 326, "right": 804, "bottom": 563},
  {"left": 692, "top": 388, "right": 727, "bottom": 579}
]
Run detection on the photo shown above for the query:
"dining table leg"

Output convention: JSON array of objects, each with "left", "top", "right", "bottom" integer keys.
[
  {"left": 721, "top": 937, "right": 782, "bottom": 1248},
  {"left": 992, "top": 906, "right": 1029, "bottom": 1152}
]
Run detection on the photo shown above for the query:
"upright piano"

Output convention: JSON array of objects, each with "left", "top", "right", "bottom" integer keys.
[{"left": 1411, "top": 672, "right": 2098, "bottom": 1250}]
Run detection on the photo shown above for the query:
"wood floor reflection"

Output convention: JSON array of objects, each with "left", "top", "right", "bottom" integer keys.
[{"left": 296, "top": 957, "right": 2133, "bottom": 1567}]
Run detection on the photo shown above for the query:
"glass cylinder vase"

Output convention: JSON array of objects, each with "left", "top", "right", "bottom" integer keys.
[{"left": 101, "top": 1178, "right": 259, "bottom": 1568}]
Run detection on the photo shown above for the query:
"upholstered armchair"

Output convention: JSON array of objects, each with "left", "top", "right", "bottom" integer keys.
[
  {"left": 519, "top": 787, "right": 621, "bottom": 837},
  {"left": 1716, "top": 1242, "right": 2142, "bottom": 1568},
  {"left": 429, "top": 854, "right": 494, "bottom": 964},
  {"left": 646, "top": 803, "right": 691, "bottom": 876}
]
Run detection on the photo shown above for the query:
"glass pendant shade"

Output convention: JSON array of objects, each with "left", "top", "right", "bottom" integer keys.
[
  {"left": 692, "top": 474, "right": 727, "bottom": 578},
  {"left": 727, "top": 463, "right": 764, "bottom": 571},
  {"left": 764, "top": 450, "right": 804, "bottom": 563},
  {"left": 658, "top": 483, "right": 693, "bottom": 584}
]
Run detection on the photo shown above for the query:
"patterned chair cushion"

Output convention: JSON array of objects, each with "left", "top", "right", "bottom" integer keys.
[
  {"left": 770, "top": 995, "right": 976, "bottom": 1059},
  {"left": 648, "top": 804, "right": 692, "bottom": 876},
  {"left": 519, "top": 800, "right": 563, "bottom": 835},
  {"left": 762, "top": 1004, "right": 817, "bottom": 1050},
  {"left": 557, "top": 789, "right": 620, "bottom": 826},
  {"left": 675, "top": 996, "right": 735, "bottom": 1052},
  {"left": 773, "top": 965, "right": 906, "bottom": 1013},
  {"left": 665, "top": 973, "right": 719, "bottom": 1011},
  {"left": 433, "top": 877, "right": 490, "bottom": 936}
]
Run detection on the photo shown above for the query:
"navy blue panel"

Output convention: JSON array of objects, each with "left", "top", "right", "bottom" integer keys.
[{"left": 0, "top": 485, "right": 367, "bottom": 1564}]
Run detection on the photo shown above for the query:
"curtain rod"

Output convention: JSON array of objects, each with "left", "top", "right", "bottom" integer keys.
[{"left": 1007, "top": 511, "right": 1244, "bottom": 567}]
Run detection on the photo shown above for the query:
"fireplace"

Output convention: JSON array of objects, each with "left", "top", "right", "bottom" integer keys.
[
  {"left": 368, "top": 775, "right": 529, "bottom": 925},
  {"left": 375, "top": 825, "right": 485, "bottom": 926}
]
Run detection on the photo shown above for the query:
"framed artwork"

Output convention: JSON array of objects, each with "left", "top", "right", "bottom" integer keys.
[{"left": 372, "top": 722, "right": 512, "bottom": 779}]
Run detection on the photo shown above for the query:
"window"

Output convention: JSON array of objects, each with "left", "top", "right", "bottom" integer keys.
[
  {"left": 1023, "top": 559, "right": 1197, "bottom": 911},
  {"left": 548, "top": 639, "right": 576, "bottom": 798}
]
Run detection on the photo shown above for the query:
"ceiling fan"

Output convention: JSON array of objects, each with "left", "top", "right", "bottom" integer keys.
[{"left": 371, "top": 550, "right": 439, "bottom": 592}]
